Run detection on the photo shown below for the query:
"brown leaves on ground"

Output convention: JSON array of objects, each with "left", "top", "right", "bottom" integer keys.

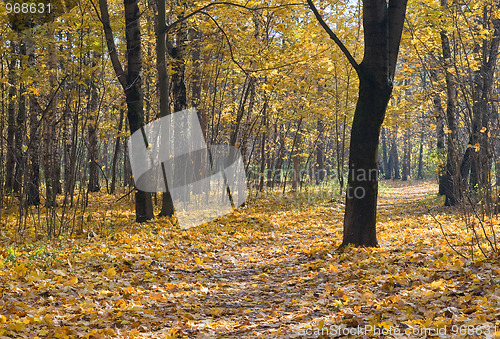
[{"left": 0, "top": 181, "right": 499, "bottom": 338}]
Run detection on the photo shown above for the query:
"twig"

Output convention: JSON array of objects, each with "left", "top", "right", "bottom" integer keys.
[
  {"left": 428, "top": 208, "right": 467, "bottom": 259},
  {"left": 466, "top": 195, "right": 496, "bottom": 253},
  {"left": 116, "top": 187, "right": 135, "bottom": 202}
]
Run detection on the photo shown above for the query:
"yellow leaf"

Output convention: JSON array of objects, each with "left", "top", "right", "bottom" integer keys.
[
  {"left": 14, "top": 263, "right": 27, "bottom": 277},
  {"left": 106, "top": 267, "right": 116, "bottom": 278}
]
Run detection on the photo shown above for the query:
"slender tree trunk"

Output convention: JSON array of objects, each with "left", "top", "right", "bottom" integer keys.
[
  {"left": 461, "top": 16, "right": 500, "bottom": 201},
  {"left": 417, "top": 126, "right": 424, "bottom": 180},
  {"left": 13, "top": 41, "right": 27, "bottom": 194},
  {"left": 124, "top": 0, "right": 153, "bottom": 221},
  {"left": 110, "top": 108, "right": 124, "bottom": 194},
  {"left": 316, "top": 119, "right": 325, "bottom": 184},
  {"left": 26, "top": 39, "right": 40, "bottom": 206},
  {"left": 383, "top": 128, "right": 392, "bottom": 180},
  {"left": 5, "top": 42, "right": 17, "bottom": 193},
  {"left": 87, "top": 80, "right": 100, "bottom": 193},
  {"left": 440, "top": 1, "right": 460, "bottom": 206},
  {"left": 99, "top": 0, "right": 153, "bottom": 221},
  {"left": 43, "top": 29, "right": 58, "bottom": 207},
  {"left": 380, "top": 127, "right": 388, "bottom": 177},
  {"left": 402, "top": 130, "right": 410, "bottom": 181}
]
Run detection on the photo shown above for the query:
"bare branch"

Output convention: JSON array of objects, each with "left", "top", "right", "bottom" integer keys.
[
  {"left": 388, "top": 0, "right": 409, "bottom": 80},
  {"left": 91, "top": 0, "right": 127, "bottom": 89},
  {"left": 161, "top": 2, "right": 302, "bottom": 35},
  {"left": 306, "top": 0, "right": 359, "bottom": 72},
  {"left": 199, "top": 11, "right": 249, "bottom": 77}
]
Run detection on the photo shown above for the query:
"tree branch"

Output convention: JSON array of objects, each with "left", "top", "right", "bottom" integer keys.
[
  {"left": 307, "top": 0, "right": 359, "bottom": 72},
  {"left": 199, "top": 11, "right": 249, "bottom": 76},
  {"left": 92, "top": 0, "right": 127, "bottom": 89},
  {"left": 388, "top": 0, "right": 409, "bottom": 81},
  {"left": 160, "top": 2, "right": 302, "bottom": 35}
]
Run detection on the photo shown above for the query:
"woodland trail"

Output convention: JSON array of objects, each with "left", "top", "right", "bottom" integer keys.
[
  {"left": 377, "top": 180, "right": 438, "bottom": 209},
  {"left": 1, "top": 180, "right": 499, "bottom": 338}
]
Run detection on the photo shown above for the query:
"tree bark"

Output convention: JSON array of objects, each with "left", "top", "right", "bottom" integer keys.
[
  {"left": 26, "top": 38, "right": 40, "bottom": 206},
  {"left": 110, "top": 108, "right": 124, "bottom": 194},
  {"left": 13, "top": 41, "right": 27, "bottom": 194},
  {"left": 380, "top": 127, "right": 388, "bottom": 178},
  {"left": 308, "top": 0, "right": 408, "bottom": 247},
  {"left": 43, "top": 28, "right": 58, "bottom": 207},
  {"left": 5, "top": 41, "right": 17, "bottom": 193},
  {"left": 316, "top": 119, "right": 325, "bottom": 184},
  {"left": 440, "top": 26, "right": 459, "bottom": 206},
  {"left": 87, "top": 79, "right": 100, "bottom": 193},
  {"left": 99, "top": 0, "right": 153, "bottom": 222}
]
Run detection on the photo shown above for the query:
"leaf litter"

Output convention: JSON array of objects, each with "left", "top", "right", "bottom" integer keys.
[{"left": 0, "top": 181, "right": 499, "bottom": 338}]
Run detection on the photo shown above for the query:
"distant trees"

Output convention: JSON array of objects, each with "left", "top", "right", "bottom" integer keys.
[
  {"left": 405, "top": 0, "right": 500, "bottom": 212},
  {"left": 0, "top": 0, "right": 497, "bottom": 240}
]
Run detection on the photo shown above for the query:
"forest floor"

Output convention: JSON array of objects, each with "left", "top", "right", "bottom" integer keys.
[{"left": 0, "top": 180, "right": 500, "bottom": 338}]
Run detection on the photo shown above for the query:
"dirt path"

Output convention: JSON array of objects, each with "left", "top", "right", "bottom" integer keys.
[{"left": 377, "top": 179, "right": 439, "bottom": 210}]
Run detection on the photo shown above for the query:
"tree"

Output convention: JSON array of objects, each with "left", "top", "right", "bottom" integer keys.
[
  {"left": 98, "top": 0, "right": 154, "bottom": 222},
  {"left": 308, "top": 0, "right": 408, "bottom": 246}
]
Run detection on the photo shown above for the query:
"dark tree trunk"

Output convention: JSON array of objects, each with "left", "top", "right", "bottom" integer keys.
[
  {"left": 316, "top": 119, "right": 325, "bottom": 184},
  {"left": 440, "top": 27, "right": 459, "bottom": 206},
  {"left": 417, "top": 127, "right": 424, "bottom": 180},
  {"left": 259, "top": 102, "right": 268, "bottom": 191},
  {"left": 110, "top": 108, "right": 124, "bottom": 194},
  {"left": 402, "top": 129, "right": 410, "bottom": 181},
  {"left": 43, "top": 30, "right": 58, "bottom": 207},
  {"left": 88, "top": 82, "right": 100, "bottom": 193},
  {"left": 26, "top": 40, "right": 40, "bottom": 206},
  {"left": 124, "top": 0, "right": 153, "bottom": 221},
  {"left": 99, "top": 0, "right": 153, "bottom": 221},
  {"left": 154, "top": 0, "right": 175, "bottom": 217},
  {"left": 5, "top": 42, "right": 17, "bottom": 193},
  {"left": 342, "top": 74, "right": 392, "bottom": 246},
  {"left": 13, "top": 41, "right": 27, "bottom": 194},
  {"left": 388, "top": 131, "right": 400, "bottom": 180},
  {"left": 309, "top": 0, "right": 407, "bottom": 247},
  {"left": 382, "top": 127, "right": 391, "bottom": 180},
  {"left": 434, "top": 91, "right": 446, "bottom": 193},
  {"left": 380, "top": 127, "right": 388, "bottom": 177}
]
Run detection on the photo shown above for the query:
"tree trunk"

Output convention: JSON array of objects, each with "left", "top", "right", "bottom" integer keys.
[
  {"left": 320, "top": 0, "right": 408, "bottom": 247},
  {"left": 402, "top": 130, "right": 410, "bottom": 180},
  {"left": 5, "top": 42, "right": 17, "bottom": 193},
  {"left": 316, "top": 119, "right": 325, "bottom": 184},
  {"left": 439, "top": 1, "right": 460, "bottom": 206},
  {"left": 380, "top": 127, "right": 388, "bottom": 178},
  {"left": 389, "top": 131, "right": 401, "bottom": 179},
  {"left": 87, "top": 81, "right": 100, "bottom": 193},
  {"left": 124, "top": 0, "right": 153, "bottom": 222},
  {"left": 417, "top": 127, "right": 424, "bottom": 180},
  {"left": 13, "top": 41, "right": 27, "bottom": 194},
  {"left": 110, "top": 108, "right": 124, "bottom": 194},
  {"left": 43, "top": 29, "right": 58, "bottom": 207},
  {"left": 259, "top": 102, "right": 268, "bottom": 191},
  {"left": 341, "top": 73, "right": 392, "bottom": 246},
  {"left": 99, "top": 0, "right": 153, "bottom": 221}
]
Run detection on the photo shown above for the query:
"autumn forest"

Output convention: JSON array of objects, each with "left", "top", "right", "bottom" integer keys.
[{"left": 0, "top": 0, "right": 499, "bottom": 337}]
